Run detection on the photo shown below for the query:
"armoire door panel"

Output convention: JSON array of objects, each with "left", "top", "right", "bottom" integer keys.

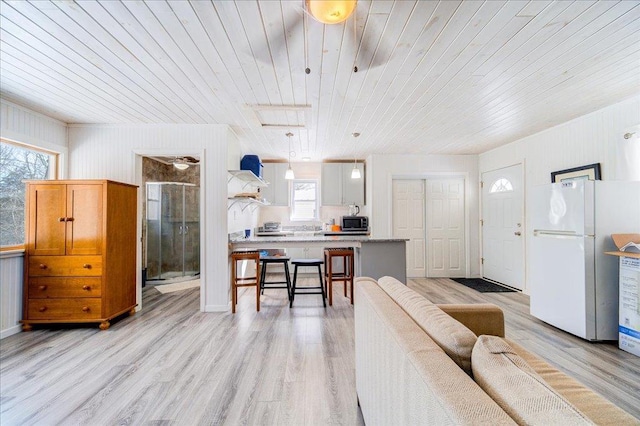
[
  {"left": 29, "top": 184, "right": 67, "bottom": 256},
  {"left": 66, "top": 185, "right": 103, "bottom": 255}
]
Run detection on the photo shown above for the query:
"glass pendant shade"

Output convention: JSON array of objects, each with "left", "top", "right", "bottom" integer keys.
[
  {"left": 306, "top": 0, "right": 357, "bottom": 24},
  {"left": 351, "top": 164, "right": 361, "bottom": 179},
  {"left": 285, "top": 166, "right": 295, "bottom": 180}
]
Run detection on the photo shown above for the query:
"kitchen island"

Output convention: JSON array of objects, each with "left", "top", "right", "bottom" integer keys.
[{"left": 230, "top": 235, "right": 408, "bottom": 283}]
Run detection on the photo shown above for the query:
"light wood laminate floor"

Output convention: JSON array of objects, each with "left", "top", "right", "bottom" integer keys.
[{"left": 1, "top": 277, "right": 639, "bottom": 424}]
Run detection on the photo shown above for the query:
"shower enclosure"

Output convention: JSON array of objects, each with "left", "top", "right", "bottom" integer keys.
[{"left": 146, "top": 182, "right": 200, "bottom": 282}]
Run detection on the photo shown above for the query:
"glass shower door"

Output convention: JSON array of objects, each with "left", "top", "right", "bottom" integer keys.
[{"left": 146, "top": 182, "right": 200, "bottom": 282}]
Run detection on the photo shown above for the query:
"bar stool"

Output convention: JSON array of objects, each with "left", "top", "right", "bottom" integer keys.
[
  {"left": 260, "top": 254, "right": 292, "bottom": 301},
  {"left": 323, "top": 248, "right": 355, "bottom": 306},
  {"left": 230, "top": 250, "right": 261, "bottom": 314},
  {"left": 290, "top": 258, "right": 326, "bottom": 308}
]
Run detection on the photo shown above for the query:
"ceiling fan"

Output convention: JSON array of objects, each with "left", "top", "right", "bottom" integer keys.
[{"left": 252, "top": 0, "right": 382, "bottom": 73}]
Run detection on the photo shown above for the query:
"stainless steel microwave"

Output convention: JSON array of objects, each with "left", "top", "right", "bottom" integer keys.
[{"left": 342, "top": 216, "right": 368, "bottom": 231}]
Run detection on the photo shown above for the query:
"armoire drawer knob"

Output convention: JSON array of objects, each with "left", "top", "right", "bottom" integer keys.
[
  {"left": 83, "top": 264, "right": 91, "bottom": 269},
  {"left": 39, "top": 264, "right": 47, "bottom": 269},
  {"left": 38, "top": 306, "right": 47, "bottom": 312},
  {"left": 82, "top": 306, "right": 90, "bottom": 312},
  {"left": 38, "top": 285, "right": 48, "bottom": 291},
  {"left": 82, "top": 285, "right": 91, "bottom": 291}
]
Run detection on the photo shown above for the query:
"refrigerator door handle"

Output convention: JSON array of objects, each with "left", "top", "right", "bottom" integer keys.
[
  {"left": 533, "top": 230, "right": 595, "bottom": 238},
  {"left": 534, "top": 229, "right": 577, "bottom": 236}
]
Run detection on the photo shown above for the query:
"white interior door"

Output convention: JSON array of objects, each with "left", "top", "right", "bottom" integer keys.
[
  {"left": 481, "top": 164, "right": 524, "bottom": 290},
  {"left": 426, "top": 179, "right": 466, "bottom": 277},
  {"left": 392, "top": 180, "right": 426, "bottom": 278}
]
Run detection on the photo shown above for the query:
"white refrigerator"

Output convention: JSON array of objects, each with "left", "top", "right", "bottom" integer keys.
[{"left": 530, "top": 180, "right": 640, "bottom": 341}]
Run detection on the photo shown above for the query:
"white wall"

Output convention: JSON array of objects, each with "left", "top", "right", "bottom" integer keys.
[
  {"left": 368, "top": 154, "right": 480, "bottom": 277},
  {"left": 68, "top": 124, "right": 230, "bottom": 312},
  {"left": 0, "top": 99, "right": 69, "bottom": 339},
  {"left": 479, "top": 96, "right": 640, "bottom": 293}
]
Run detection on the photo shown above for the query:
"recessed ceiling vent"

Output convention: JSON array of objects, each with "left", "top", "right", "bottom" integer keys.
[{"left": 252, "top": 104, "right": 311, "bottom": 130}]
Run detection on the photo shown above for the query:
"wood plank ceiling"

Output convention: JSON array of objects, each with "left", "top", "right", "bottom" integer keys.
[{"left": 1, "top": 0, "right": 639, "bottom": 161}]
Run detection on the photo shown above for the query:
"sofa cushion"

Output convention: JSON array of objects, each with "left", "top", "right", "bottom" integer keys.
[
  {"left": 472, "top": 335, "right": 594, "bottom": 425},
  {"left": 506, "top": 339, "right": 639, "bottom": 426},
  {"left": 377, "top": 276, "right": 477, "bottom": 375}
]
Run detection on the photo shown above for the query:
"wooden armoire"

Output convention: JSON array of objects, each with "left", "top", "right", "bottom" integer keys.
[{"left": 22, "top": 180, "right": 138, "bottom": 331}]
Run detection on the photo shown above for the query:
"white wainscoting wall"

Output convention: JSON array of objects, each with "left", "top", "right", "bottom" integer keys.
[
  {"left": 367, "top": 154, "right": 480, "bottom": 277},
  {"left": 0, "top": 252, "right": 24, "bottom": 339},
  {"left": 479, "top": 95, "right": 640, "bottom": 293},
  {"left": 68, "top": 124, "right": 231, "bottom": 312},
  {"left": 1, "top": 99, "right": 69, "bottom": 339}
]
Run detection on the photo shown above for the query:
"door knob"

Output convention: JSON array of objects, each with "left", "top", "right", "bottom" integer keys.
[{"left": 514, "top": 231, "right": 522, "bottom": 236}]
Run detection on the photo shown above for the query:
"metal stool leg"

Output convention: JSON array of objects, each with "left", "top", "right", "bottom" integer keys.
[
  {"left": 290, "top": 264, "right": 298, "bottom": 308},
  {"left": 284, "top": 261, "right": 292, "bottom": 301},
  {"left": 260, "top": 260, "right": 267, "bottom": 294},
  {"left": 317, "top": 264, "right": 326, "bottom": 307}
]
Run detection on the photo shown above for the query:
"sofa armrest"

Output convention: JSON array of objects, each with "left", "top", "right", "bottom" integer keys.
[{"left": 436, "top": 304, "right": 505, "bottom": 337}]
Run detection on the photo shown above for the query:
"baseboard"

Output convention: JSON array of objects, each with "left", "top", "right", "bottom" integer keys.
[
  {"left": 1, "top": 325, "right": 22, "bottom": 340},
  {"left": 203, "top": 304, "right": 229, "bottom": 312}
]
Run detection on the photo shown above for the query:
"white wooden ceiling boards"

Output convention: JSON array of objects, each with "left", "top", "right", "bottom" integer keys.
[{"left": 1, "top": 1, "right": 639, "bottom": 161}]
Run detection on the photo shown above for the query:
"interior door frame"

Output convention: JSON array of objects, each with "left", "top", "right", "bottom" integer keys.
[
  {"left": 388, "top": 172, "right": 470, "bottom": 278},
  {"left": 479, "top": 161, "right": 527, "bottom": 292},
  {"left": 133, "top": 149, "right": 205, "bottom": 312}
]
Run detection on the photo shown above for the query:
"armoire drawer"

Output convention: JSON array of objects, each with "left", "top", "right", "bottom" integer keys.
[
  {"left": 28, "top": 256, "right": 102, "bottom": 277},
  {"left": 29, "top": 277, "right": 102, "bottom": 298},
  {"left": 27, "top": 298, "right": 102, "bottom": 320}
]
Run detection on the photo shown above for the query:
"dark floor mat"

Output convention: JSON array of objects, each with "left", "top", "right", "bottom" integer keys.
[{"left": 451, "top": 278, "right": 516, "bottom": 293}]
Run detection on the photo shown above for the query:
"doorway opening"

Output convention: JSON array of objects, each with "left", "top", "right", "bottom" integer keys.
[{"left": 141, "top": 156, "right": 200, "bottom": 288}]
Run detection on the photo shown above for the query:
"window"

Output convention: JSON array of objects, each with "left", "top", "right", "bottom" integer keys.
[
  {"left": 290, "top": 180, "right": 319, "bottom": 221},
  {"left": 0, "top": 140, "right": 58, "bottom": 248},
  {"left": 489, "top": 178, "right": 513, "bottom": 193}
]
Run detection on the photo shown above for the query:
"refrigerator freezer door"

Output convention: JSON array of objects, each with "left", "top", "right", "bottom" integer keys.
[
  {"left": 530, "top": 233, "right": 596, "bottom": 340},
  {"left": 531, "top": 180, "right": 594, "bottom": 236}
]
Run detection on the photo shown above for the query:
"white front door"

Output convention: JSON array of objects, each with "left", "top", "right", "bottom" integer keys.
[
  {"left": 481, "top": 164, "right": 524, "bottom": 290},
  {"left": 426, "top": 179, "right": 465, "bottom": 277},
  {"left": 392, "top": 180, "right": 426, "bottom": 278}
]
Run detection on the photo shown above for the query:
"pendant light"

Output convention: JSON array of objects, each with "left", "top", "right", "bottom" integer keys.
[
  {"left": 285, "top": 132, "right": 295, "bottom": 180},
  {"left": 351, "top": 132, "right": 361, "bottom": 179}
]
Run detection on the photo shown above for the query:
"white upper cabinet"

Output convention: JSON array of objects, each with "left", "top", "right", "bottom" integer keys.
[
  {"left": 321, "top": 163, "right": 365, "bottom": 206},
  {"left": 261, "top": 163, "right": 289, "bottom": 206}
]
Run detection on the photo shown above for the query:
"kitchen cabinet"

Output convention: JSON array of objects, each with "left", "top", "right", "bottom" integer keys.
[
  {"left": 22, "top": 180, "right": 138, "bottom": 331},
  {"left": 321, "top": 162, "right": 365, "bottom": 206},
  {"left": 288, "top": 247, "right": 324, "bottom": 268},
  {"left": 261, "top": 163, "right": 289, "bottom": 206}
]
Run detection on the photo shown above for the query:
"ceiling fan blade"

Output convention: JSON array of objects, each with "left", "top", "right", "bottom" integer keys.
[{"left": 249, "top": 6, "right": 304, "bottom": 64}]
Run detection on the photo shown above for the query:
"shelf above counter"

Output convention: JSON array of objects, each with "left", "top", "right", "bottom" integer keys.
[
  {"left": 227, "top": 196, "right": 269, "bottom": 211},
  {"left": 228, "top": 170, "right": 268, "bottom": 188}
]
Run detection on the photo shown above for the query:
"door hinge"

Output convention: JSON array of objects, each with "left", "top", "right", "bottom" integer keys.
[
  {"left": 480, "top": 219, "right": 484, "bottom": 226},
  {"left": 480, "top": 181, "right": 483, "bottom": 188},
  {"left": 481, "top": 257, "right": 484, "bottom": 264}
]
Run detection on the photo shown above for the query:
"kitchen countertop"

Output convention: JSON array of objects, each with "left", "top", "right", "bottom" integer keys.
[{"left": 231, "top": 235, "right": 407, "bottom": 244}]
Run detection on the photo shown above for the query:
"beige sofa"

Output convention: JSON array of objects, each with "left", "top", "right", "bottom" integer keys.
[{"left": 354, "top": 276, "right": 638, "bottom": 425}]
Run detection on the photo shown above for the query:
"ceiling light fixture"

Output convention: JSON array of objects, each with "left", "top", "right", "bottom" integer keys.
[
  {"left": 285, "top": 132, "right": 295, "bottom": 180},
  {"left": 351, "top": 132, "right": 361, "bottom": 179},
  {"left": 306, "top": 0, "right": 357, "bottom": 25}
]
